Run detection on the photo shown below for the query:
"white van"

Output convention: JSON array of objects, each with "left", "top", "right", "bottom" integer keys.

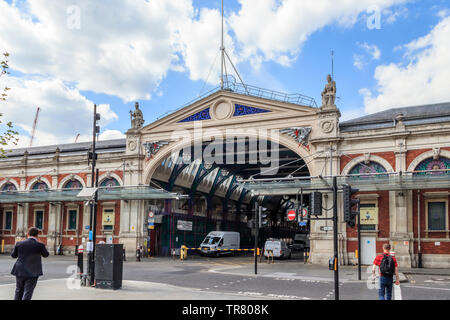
[
  {"left": 200, "top": 231, "right": 240, "bottom": 256},
  {"left": 264, "top": 239, "right": 291, "bottom": 259}
]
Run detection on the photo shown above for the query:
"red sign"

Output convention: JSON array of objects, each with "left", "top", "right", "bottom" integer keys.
[{"left": 287, "top": 210, "right": 296, "bottom": 221}]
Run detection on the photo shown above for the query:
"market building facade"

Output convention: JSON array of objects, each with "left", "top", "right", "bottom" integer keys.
[{"left": 1, "top": 77, "right": 449, "bottom": 267}]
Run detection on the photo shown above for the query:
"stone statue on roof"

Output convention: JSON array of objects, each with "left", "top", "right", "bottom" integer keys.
[
  {"left": 130, "top": 102, "right": 144, "bottom": 129},
  {"left": 321, "top": 74, "right": 336, "bottom": 108}
]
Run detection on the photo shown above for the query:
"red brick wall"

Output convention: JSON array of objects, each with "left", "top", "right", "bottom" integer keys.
[
  {"left": 340, "top": 152, "right": 396, "bottom": 173},
  {"left": 61, "top": 202, "right": 84, "bottom": 247},
  {"left": 407, "top": 147, "right": 450, "bottom": 170}
]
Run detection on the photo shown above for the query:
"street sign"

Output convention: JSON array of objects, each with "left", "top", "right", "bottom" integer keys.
[
  {"left": 287, "top": 209, "right": 296, "bottom": 221},
  {"left": 320, "top": 226, "right": 333, "bottom": 231},
  {"left": 302, "top": 208, "right": 308, "bottom": 217},
  {"left": 148, "top": 211, "right": 155, "bottom": 219},
  {"left": 299, "top": 221, "right": 307, "bottom": 227}
]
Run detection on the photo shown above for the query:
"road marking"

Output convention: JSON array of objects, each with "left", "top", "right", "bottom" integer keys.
[{"left": 402, "top": 285, "right": 450, "bottom": 291}]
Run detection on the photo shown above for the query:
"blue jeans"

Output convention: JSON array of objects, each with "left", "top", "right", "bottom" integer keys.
[{"left": 378, "top": 276, "right": 393, "bottom": 300}]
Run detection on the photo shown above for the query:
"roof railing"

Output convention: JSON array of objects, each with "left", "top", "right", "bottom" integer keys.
[{"left": 156, "top": 75, "right": 317, "bottom": 120}]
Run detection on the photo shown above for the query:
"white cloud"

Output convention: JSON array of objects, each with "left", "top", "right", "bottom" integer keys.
[
  {"left": 0, "top": 0, "right": 411, "bottom": 101},
  {"left": 3, "top": 76, "right": 118, "bottom": 147},
  {"left": 229, "top": 0, "right": 408, "bottom": 67},
  {"left": 98, "top": 130, "right": 126, "bottom": 141},
  {"left": 361, "top": 15, "right": 450, "bottom": 113},
  {"left": 0, "top": 0, "right": 195, "bottom": 102},
  {"left": 353, "top": 43, "right": 381, "bottom": 70},
  {"left": 383, "top": 7, "right": 408, "bottom": 24},
  {"left": 361, "top": 43, "right": 381, "bottom": 60}
]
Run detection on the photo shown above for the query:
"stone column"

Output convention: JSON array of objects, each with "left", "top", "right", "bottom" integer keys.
[
  {"left": 47, "top": 203, "right": 58, "bottom": 254},
  {"left": 389, "top": 191, "right": 412, "bottom": 267}
]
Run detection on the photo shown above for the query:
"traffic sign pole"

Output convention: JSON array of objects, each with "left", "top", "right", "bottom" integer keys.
[
  {"left": 358, "top": 209, "right": 361, "bottom": 281},
  {"left": 333, "top": 176, "right": 339, "bottom": 300}
]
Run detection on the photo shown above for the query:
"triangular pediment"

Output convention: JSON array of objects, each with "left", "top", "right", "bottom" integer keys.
[{"left": 140, "top": 90, "right": 319, "bottom": 135}]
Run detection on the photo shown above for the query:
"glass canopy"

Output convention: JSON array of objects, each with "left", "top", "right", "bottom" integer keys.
[
  {"left": 239, "top": 170, "right": 450, "bottom": 195},
  {"left": 0, "top": 186, "right": 184, "bottom": 204}
]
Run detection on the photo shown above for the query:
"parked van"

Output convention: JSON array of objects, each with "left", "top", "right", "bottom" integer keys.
[
  {"left": 200, "top": 231, "right": 240, "bottom": 256},
  {"left": 264, "top": 239, "right": 291, "bottom": 259}
]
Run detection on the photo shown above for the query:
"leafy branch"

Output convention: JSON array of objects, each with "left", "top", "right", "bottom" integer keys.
[{"left": 1, "top": 52, "right": 18, "bottom": 157}]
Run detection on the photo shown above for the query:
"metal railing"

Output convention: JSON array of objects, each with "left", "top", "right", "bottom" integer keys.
[{"left": 156, "top": 75, "right": 317, "bottom": 120}]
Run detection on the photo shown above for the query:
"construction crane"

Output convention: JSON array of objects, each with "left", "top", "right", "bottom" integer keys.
[{"left": 29, "top": 107, "right": 40, "bottom": 147}]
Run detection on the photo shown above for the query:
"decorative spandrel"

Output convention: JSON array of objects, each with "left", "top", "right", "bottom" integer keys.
[
  {"left": 233, "top": 104, "right": 271, "bottom": 117},
  {"left": 178, "top": 108, "right": 211, "bottom": 123},
  {"left": 143, "top": 141, "right": 169, "bottom": 159},
  {"left": 280, "top": 127, "right": 311, "bottom": 147}
]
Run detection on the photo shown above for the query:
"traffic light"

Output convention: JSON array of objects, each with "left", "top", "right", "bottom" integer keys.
[
  {"left": 310, "top": 192, "right": 322, "bottom": 216},
  {"left": 259, "top": 206, "right": 269, "bottom": 228},
  {"left": 343, "top": 184, "right": 360, "bottom": 228}
]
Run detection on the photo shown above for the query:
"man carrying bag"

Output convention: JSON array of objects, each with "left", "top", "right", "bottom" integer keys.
[{"left": 372, "top": 243, "right": 400, "bottom": 300}]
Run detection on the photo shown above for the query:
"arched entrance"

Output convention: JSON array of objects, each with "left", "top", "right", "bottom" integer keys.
[{"left": 144, "top": 135, "right": 312, "bottom": 256}]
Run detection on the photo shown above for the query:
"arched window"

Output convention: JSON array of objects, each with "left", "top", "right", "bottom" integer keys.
[
  {"left": 414, "top": 157, "right": 450, "bottom": 175},
  {"left": 31, "top": 181, "right": 48, "bottom": 191},
  {"left": 2, "top": 183, "right": 17, "bottom": 192},
  {"left": 63, "top": 179, "right": 83, "bottom": 189},
  {"left": 100, "top": 178, "right": 120, "bottom": 189},
  {"left": 349, "top": 161, "right": 387, "bottom": 179}
]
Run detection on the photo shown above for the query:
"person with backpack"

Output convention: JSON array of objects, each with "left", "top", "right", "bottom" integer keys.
[{"left": 372, "top": 243, "right": 400, "bottom": 300}]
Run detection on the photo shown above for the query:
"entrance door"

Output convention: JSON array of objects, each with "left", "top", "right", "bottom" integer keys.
[{"left": 361, "top": 236, "right": 376, "bottom": 265}]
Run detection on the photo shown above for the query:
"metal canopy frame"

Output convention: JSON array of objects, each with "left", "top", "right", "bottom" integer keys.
[
  {"left": 239, "top": 169, "right": 450, "bottom": 195},
  {"left": 0, "top": 185, "right": 185, "bottom": 204}
]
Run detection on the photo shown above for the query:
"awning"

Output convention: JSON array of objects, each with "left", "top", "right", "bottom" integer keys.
[
  {"left": 0, "top": 186, "right": 184, "bottom": 204},
  {"left": 239, "top": 171, "right": 450, "bottom": 195}
]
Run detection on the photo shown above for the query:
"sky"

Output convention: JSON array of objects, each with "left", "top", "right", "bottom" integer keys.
[{"left": 0, "top": 0, "right": 449, "bottom": 148}]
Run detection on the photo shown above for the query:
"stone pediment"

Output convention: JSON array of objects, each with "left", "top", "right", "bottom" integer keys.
[{"left": 140, "top": 90, "right": 319, "bottom": 135}]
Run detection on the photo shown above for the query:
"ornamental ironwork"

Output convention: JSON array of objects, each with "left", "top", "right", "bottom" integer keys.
[
  {"left": 2, "top": 183, "right": 17, "bottom": 192},
  {"left": 348, "top": 161, "right": 388, "bottom": 179},
  {"left": 143, "top": 141, "right": 169, "bottom": 159},
  {"left": 233, "top": 104, "right": 271, "bottom": 117},
  {"left": 63, "top": 179, "right": 83, "bottom": 189},
  {"left": 178, "top": 108, "right": 211, "bottom": 123},
  {"left": 414, "top": 157, "right": 450, "bottom": 175},
  {"left": 280, "top": 127, "right": 311, "bottom": 146}
]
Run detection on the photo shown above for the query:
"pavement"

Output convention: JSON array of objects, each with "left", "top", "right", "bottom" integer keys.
[
  {"left": 0, "top": 278, "right": 265, "bottom": 300},
  {"left": 1, "top": 254, "right": 450, "bottom": 300}
]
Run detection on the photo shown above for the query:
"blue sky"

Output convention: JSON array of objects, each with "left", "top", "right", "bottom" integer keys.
[{"left": 1, "top": 0, "right": 449, "bottom": 147}]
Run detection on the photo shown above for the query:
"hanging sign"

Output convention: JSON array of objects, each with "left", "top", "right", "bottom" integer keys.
[{"left": 177, "top": 220, "right": 193, "bottom": 231}]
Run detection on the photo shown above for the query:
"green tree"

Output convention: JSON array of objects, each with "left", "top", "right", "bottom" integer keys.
[{"left": 1, "top": 52, "right": 18, "bottom": 157}]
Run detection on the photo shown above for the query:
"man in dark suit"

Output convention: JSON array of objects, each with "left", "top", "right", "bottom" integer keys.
[{"left": 11, "top": 227, "right": 49, "bottom": 300}]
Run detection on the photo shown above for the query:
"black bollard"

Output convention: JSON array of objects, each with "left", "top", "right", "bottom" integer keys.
[{"left": 77, "top": 245, "right": 84, "bottom": 278}]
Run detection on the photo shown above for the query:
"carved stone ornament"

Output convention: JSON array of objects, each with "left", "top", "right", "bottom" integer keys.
[
  {"left": 433, "top": 147, "right": 441, "bottom": 160},
  {"left": 320, "top": 120, "right": 335, "bottom": 133},
  {"left": 143, "top": 141, "right": 169, "bottom": 159},
  {"left": 128, "top": 140, "right": 137, "bottom": 151},
  {"left": 280, "top": 127, "right": 311, "bottom": 146},
  {"left": 364, "top": 153, "right": 371, "bottom": 164}
]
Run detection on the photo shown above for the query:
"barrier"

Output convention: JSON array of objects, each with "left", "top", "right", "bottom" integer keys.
[{"left": 179, "top": 246, "right": 256, "bottom": 260}]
